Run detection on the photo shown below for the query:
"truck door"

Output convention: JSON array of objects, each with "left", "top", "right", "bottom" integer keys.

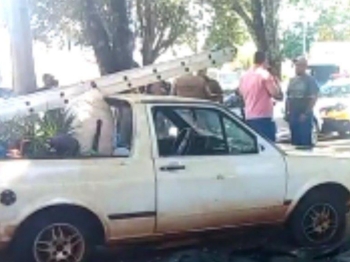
[{"left": 149, "top": 104, "right": 287, "bottom": 233}]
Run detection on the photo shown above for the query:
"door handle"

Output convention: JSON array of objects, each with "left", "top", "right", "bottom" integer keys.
[
  {"left": 217, "top": 174, "right": 225, "bottom": 180},
  {"left": 160, "top": 164, "right": 186, "bottom": 172}
]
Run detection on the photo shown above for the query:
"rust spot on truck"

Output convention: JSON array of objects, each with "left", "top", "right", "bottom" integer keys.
[
  {"left": 107, "top": 205, "right": 289, "bottom": 250},
  {"left": 3, "top": 225, "right": 17, "bottom": 241},
  {"left": 156, "top": 205, "right": 288, "bottom": 233}
]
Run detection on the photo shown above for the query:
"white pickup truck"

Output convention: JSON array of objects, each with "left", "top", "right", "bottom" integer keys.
[{"left": 1, "top": 95, "right": 350, "bottom": 262}]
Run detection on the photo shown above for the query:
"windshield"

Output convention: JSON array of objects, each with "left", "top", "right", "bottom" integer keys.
[
  {"left": 309, "top": 65, "right": 339, "bottom": 86},
  {"left": 320, "top": 82, "right": 350, "bottom": 97}
]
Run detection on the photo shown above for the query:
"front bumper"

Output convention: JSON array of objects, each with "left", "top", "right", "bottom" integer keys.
[{"left": 321, "top": 118, "right": 350, "bottom": 134}]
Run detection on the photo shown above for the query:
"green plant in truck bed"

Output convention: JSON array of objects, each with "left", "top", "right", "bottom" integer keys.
[{"left": 0, "top": 109, "right": 75, "bottom": 158}]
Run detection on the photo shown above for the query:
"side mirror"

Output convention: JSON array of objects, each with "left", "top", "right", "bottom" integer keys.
[{"left": 259, "top": 144, "right": 265, "bottom": 152}]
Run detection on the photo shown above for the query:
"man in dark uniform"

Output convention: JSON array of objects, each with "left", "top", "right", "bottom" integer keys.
[
  {"left": 198, "top": 69, "right": 224, "bottom": 103},
  {"left": 172, "top": 73, "right": 211, "bottom": 100},
  {"left": 286, "top": 57, "right": 319, "bottom": 149}
]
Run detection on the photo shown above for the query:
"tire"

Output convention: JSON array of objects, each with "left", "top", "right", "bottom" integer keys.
[
  {"left": 288, "top": 189, "right": 347, "bottom": 248},
  {"left": 11, "top": 210, "right": 97, "bottom": 262},
  {"left": 338, "top": 130, "right": 348, "bottom": 138}
]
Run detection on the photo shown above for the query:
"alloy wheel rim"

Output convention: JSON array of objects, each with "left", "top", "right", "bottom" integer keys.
[
  {"left": 302, "top": 203, "right": 338, "bottom": 244},
  {"left": 33, "top": 223, "right": 85, "bottom": 262}
]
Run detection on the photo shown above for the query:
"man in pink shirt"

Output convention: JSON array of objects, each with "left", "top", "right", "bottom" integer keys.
[{"left": 239, "top": 51, "right": 283, "bottom": 141}]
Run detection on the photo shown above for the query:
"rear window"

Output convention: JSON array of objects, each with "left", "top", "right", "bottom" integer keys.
[{"left": 112, "top": 101, "right": 133, "bottom": 157}]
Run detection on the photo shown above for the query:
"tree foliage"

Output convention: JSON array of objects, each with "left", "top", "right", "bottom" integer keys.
[
  {"left": 288, "top": 0, "right": 350, "bottom": 41},
  {"left": 204, "top": 0, "right": 248, "bottom": 49},
  {"left": 30, "top": 0, "right": 135, "bottom": 74},
  {"left": 135, "top": 0, "right": 194, "bottom": 65},
  {"left": 29, "top": 0, "right": 194, "bottom": 74},
  {"left": 231, "top": 0, "right": 282, "bottom": 75},
  {"left": 316, "top": 4, "right": 350, "bottom": 41},
  {"left": 281, "top": 22, "right": 316, "bottom": 60}
]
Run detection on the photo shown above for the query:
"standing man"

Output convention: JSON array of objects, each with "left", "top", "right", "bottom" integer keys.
[
  {"left": 172, "top": 72, "right": 211, "bottom": 100},
  {"left": 146, "top": 81, "right": 171, "bottom": 96},
  {"left": 286, "top": 57, "right": 319, "bottom": 149},
  {"left": 173, "top": 69, "right": 223, "bottom": 103},
  {"left": 239, "top": 51, "right": 283, "bottom": 142},
  {"left": 198, "top": 69, "right": 224, "bottom": 103}
]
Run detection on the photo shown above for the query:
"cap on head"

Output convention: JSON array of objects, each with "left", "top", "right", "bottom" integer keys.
[
  {"left": 293, "top": 56, "right": 308, "bottom": 66},
  {"left": 293, "top": 56, "right": 308, "bottom": 75}
]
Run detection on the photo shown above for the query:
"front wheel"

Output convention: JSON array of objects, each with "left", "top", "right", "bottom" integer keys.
[
  {"left": 11, "top": 211, "right": 96, "bottom": 262},
  {"left": 288, "top": 191, "right": 347, "bottom": 248},
  {"left": 338, "top": 127, "right": 349, "bottom": 138}
]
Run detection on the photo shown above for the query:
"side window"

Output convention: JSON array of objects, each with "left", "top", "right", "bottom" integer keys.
[
  {"left": 195, "top": 109, "right": 224, "bottom": 140},
  {"left": 153, "top": 106, "right": 258, "bottom": 157},
  {"left": 222, "top": 116, "right": 258, "bottom": 155},
  {"left": 153, "top": 108, "right": 193, "bottom": 157},
  {"left": 113, "top": 102, "right": 133, "bottom": 156},
  {"left": 192, "top": 109, "right": 227, "bottom": 155},
  {"left": 153, "top": 107, "right": 227, "bottom": 157}
]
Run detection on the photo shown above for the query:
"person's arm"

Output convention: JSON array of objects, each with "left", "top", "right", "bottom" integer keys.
[
  {"left": 203, "top": 82, "right": 213, "bottom": 99},
  {"left": 285, "top": 98, "right": 290, "bottom": 121},
  {"left": 305, "top": 76, "right": 319, "bottom": 113},
  {"left": 273, "top": 76, "right": 284, "bottom": 101},
  {"left": 284, "top": 82, "right": 291, "bottom": 121},
  {"left": 206, "top": 80, "right": 224, "bottom": 103},
  {"left": 264, "top": 72, "right": 284, "bottom": 101}
]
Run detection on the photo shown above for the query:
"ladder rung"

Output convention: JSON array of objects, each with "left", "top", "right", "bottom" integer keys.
[{"left": 0, "top": 48, "right": 235, "bottom": 121}]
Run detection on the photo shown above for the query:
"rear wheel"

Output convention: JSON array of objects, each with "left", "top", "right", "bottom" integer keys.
[
  {"left": 11, "top": 211, "right": 97, "bottom": 262},
  {"left": 288, "top": 190, "right": 347, "bottom": 247}
]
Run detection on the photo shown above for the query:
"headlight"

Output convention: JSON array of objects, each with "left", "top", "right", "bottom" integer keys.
[{"left": 321, "top": 103, "right": 350, "bottom": 120}]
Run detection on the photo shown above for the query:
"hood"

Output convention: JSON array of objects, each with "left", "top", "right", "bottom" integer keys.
[
  {"left": 283, "top": 145, "right": 350, "bottom": 186},
  {"left": 316, "top": 97, "right": 350, "bottom": 111},
  {"left": 282, "top": 144, "right": 350, "bottom": 158}
]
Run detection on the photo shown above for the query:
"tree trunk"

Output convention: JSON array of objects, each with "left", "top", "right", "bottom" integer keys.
[
  {"left": 137, "top": 0, "right": 158, "bottom": 66},
  {"left": 142, "top": 49, "right": 157, "bottom": 65},
  {"left": 10, "top": 0, "right": 37, "bottom": 94},
  {"left": 82, "top": 0, "right": 116, "bottom": 75},
  {"left": 233, "top": 0, "right": 282, "bottom": 77},
  {"left": 83, "top": 0, "right": 134, "bottom": 75},
  {"left": 250, "top": 0, "right": 268, "bottom": 52},
  {"left": 263, "top": 0, "right": 281, "bottom": 77},
  {"left": 109, "top": 0, "right": 135, "bottom": 71}
]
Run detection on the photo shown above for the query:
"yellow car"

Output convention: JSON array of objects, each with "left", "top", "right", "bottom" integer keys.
[
  {"left": 318, "top": 77, "right": 350, "bottom": 136},
  {"left": 321, "top": 103, "right": 350, "bottom": 136}
]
